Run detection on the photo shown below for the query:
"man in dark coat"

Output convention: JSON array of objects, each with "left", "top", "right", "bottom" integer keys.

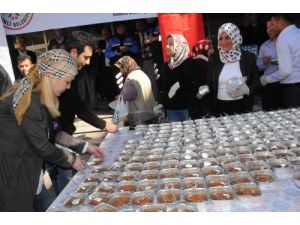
[
  {"left": 12, "top": 35, "right": 36, "bottom": 79},
  {"left": 49, "top": 31, "right": 118, "bottom": 194},
  {"left": 60, "top": 30, "right": 118, "bottom": 135}
]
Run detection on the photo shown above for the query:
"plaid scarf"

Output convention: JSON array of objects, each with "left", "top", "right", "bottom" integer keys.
[{"left": 13, "top": 49, "right": 77, "bottom": 110}]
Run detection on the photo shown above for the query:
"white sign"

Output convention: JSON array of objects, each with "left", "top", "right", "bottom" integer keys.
[
  {"left": 0, "top": 19, "right": 15, "bottom": 83},
  {"left": 1, "top": 13, "right": 157, "bottom": 35},
  {"left": 1, "top": 13, "right": 33, "bottom": 31}
]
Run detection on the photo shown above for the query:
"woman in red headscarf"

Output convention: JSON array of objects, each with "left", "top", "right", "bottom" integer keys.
[{"left": 190, "top": 39, "right": 215, "bottom": 118}]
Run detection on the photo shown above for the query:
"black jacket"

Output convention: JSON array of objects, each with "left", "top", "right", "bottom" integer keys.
[
  {"left": 58, "top": 68, "right": 106, "bottom": 135},
  {"left": 207, "top": 51, "right": 259, "bottom": 115},
  {"left": 158, "top": 58, "right": 205, "bottom": 112},
  {"left": 159, "top": 59, "right": 190, "bottom": 110},
  {"left": 0, "top": 92, "right": 74, "bottom": 211}
]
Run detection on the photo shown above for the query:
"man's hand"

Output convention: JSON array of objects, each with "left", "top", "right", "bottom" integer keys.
[
  {"left": 105, "top": 122, "right": 118, "bottom": 133},
  {"left": 87, "top": 144, "right": 105, "bottom": 158},
  {"left": 72, "top": 156, "right": 86, "bottom": 171},
  {"left": 262, "top": 56, "right": 271, "bottom": 65}
]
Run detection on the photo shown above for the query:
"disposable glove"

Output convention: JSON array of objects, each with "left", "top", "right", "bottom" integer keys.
[
  {"left": 168, "top": 82, "right": 180, "bottom": 98},
  {"left": 228, "top": 81, "right": 250, "bottom": 98},
  {"left": 260, "top": 75, "right": 268, "bottom": 86},
  {"left": 195, "top": 85, "right": 209, "bottom": 100}
]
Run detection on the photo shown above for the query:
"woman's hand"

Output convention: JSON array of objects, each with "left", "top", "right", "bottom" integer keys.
[
  {"left": 230, "top": 82, "right": 250, "bottom": 97},
  {"left": 87, "top": 144, "right": 106, "bottom": 158},
  {"left": 105, "top": 122, "right": 118, "bottom": 133},
  {"left": 72, "top": 156, "right": 86, "bottom": 171}
]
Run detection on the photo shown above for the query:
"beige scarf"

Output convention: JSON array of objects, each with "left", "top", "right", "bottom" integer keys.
[{"left": 168, "top": 34, "right": 190, "bottom": 70}]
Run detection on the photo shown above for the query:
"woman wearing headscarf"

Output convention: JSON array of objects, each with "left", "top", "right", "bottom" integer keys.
[
  {"left": 207, "top": 23, "right": 259, "bottom": 116},
  {"left": 159, "top": 34, "right": 202, "bottom": 122},
  {"left": 114, "top": 56, "right": 156, "bottom": 127},
  {"left": 192, "top": 39, "right": 214, "bottom": 76},
  {"left": 0, "top": 49, "right": 86, "bottom": 211},
  {"left": 190, "top": 39, "right": 215, "bottom": 119}
]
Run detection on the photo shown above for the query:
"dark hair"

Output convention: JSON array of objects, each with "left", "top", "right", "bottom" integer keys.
[
  {"left": 115, "top": 21, "right": 126, "bottom": 27},
  {"left": 65, "top": 30, "right": 95, "bottom": 54},
  {"left": 135, "top": 19, "right": 147, "bottom": 25},
  {"left": 17, "top": 55, "right": 32, "bottom": 64},
  {"left": 271, "top": 14, "right": 294, "bottom": 24},
  {"left": 98, "top": 40, "right": 107, "bottom": 50}
]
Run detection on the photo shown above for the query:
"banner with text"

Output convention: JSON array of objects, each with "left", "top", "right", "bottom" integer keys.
[{"left": 1, "top": 13, "right": 157, "bottom": 35}]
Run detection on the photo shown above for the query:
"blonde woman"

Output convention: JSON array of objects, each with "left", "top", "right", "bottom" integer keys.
[{"left": 0, "top": 49, "right": 86, "bottom": 211}]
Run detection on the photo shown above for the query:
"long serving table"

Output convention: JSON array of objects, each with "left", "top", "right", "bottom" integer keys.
[
  {"left": 47, "top": 129, "right": 136, "bottom": 211},
  {"left": 48, "top": 109, "right": 300, "bottom": 212}
]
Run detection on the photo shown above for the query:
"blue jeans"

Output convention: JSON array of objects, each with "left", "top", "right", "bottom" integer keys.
[
  {"left": 50, "top": 168, "right": 75, "bottom": 195},
  {"left": 167, "top": 109, "right": 189, "bottom": 122}
]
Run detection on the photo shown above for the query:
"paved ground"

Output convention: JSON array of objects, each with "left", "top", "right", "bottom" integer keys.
[{"left": 44, "top": 106, "right": 114, "bottom": 202}]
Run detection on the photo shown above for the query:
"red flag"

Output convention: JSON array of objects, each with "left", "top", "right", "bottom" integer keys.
[{"left": 158, "top": 13, "right": 205, "bottom": 62}]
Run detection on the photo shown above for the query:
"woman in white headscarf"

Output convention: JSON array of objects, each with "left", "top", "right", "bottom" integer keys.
[
  {"left": 207, "top": 23, "right": 259, "bottom": 116},
  {"left": 158, "top": 34, "right": 202, "bottom": 122},
  {"left": 0, "top": 49, "right": 87, "bottom": 211}
]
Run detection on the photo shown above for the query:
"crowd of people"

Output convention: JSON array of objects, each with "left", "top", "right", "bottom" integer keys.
[{"left": 1, "top": 13, "right": 300, "bottom": 211}]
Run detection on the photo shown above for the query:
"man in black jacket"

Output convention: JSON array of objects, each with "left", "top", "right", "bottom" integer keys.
[
  {"left": 60, "top": 30, "right": 118, "bottom": 135},
  {"left": 51, "top": 31, "right": 118, "bottom": 194},
  {"left": 12, "top": 35, "right": 36, "bottom": 79}
]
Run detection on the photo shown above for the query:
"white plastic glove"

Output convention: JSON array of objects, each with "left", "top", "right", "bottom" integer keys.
[
  {"left": 228, "top": 82, "right": 250, "bottom": 98},
  {"left": 154, "top": 103, "right": 164, "bottom": 112},
  {"left": 260, "top": 75, "right": 268, "bottom": 86},
  {"left": 195, "top": 85, "right": 209, "bottom": 100},
  {"left": 154, "top": 105, "right": 166, "bottom": 123},
  {"left": 168, "top": 82, "right": 180, "bottom": 99}
]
